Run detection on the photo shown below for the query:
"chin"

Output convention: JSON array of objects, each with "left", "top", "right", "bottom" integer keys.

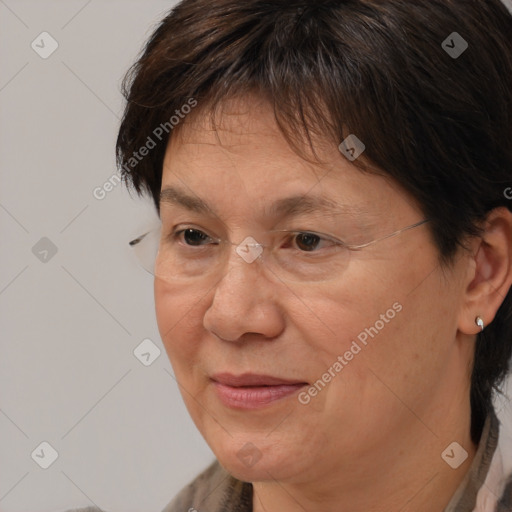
[
  {"left": 218, "top": 453, "right": 279, "bottom": 483},
  {"left": 211, "top": 435, "right": 299, "bottom": 483}
]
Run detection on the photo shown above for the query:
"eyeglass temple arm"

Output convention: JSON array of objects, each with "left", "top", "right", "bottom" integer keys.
[
  {"left": 346, "top": 219, "right": 431, "bottom": 251},
  {"left": 129, "top": 232, "right": 152, "bottom": 247},
  {"left": 128, "top": 219, "right": 431, "bottom": 249}
]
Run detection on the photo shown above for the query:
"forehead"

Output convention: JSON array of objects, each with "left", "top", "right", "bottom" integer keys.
[
  {"left": 160, "top": 95, "right": 417, "bottom": 224},
  {"left": 165, "top": 94, "right": 340, "bottom": 168}
]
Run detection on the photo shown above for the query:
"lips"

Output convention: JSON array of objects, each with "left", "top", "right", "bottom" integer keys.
[
  {"left": 211, "top": 373, "right": 307, "bottom": 387},
  {"left": 211, "top": 373, "right": 308, "bottom": 409}
]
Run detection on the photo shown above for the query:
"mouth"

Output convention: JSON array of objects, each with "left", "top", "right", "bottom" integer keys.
[{"left": 211, "top": 373, "right": 309, "bottom": 409}]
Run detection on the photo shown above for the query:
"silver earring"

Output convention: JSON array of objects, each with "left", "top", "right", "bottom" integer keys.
[{"left": 475, "top": 316, "right": 484, "bottom": 332}]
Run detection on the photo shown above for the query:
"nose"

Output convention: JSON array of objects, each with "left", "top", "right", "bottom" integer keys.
[{"left": 202, "top": 242, "right": 285, "bottom": 342}]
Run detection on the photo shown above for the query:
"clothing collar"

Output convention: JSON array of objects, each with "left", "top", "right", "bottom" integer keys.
[{"left": 444, "top": 408, "right": 506, "bottom": 512}]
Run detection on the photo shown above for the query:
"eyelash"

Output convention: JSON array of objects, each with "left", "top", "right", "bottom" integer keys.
[{"left": 168, "top": 227, "right": 342, "bottom": 253}]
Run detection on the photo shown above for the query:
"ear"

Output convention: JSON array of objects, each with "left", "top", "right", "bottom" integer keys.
[{"left": 458, "top": 207, "right": 512, "bottom": 335}]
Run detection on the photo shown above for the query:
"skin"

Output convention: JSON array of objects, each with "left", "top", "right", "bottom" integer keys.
[{"left": 154, "top": 95, "right": 512, "bottom": 512}]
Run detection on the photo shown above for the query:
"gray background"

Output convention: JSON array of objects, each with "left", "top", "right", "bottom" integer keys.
[{"left": 0, "top": 1, "right": 511, "bottom": 511}]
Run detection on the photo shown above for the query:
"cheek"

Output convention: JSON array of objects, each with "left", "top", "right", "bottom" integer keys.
[
  {"left": 289, "top": 255, "right": 446, "bottom": 390},
  {"left": 287, "top": 276, "right": 399, "bottom": 349},
  {"left": 154, "top": 279, "right": 206, "bottom": 365}
]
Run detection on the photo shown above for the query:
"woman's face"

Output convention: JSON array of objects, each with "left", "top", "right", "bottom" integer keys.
[{"left": 155, "top": 97, "right": 472, "bottom": 485}]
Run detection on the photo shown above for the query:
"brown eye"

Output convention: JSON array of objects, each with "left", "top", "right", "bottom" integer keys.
[
  {"left": 181, "top": 229, "right": 211, "bottom": 246},
  {"left": 294, "top": 233, "right": 321, "bottom": 252}
]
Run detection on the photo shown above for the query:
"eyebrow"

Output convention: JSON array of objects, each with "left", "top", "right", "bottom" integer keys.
[{"left": 159, "top": 186, "right": 369, "bottom": 219}]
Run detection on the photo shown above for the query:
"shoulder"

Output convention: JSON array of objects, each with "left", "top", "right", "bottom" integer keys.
[{"left": 161, "top": 459, "right": 252, "bottom": 512}]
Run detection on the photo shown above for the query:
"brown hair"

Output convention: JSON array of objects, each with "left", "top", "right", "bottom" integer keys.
[{"left": 116, "top": 0, "right": 512, "bottom": 442}]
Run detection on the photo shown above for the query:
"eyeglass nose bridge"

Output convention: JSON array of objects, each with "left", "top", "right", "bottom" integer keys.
[
  {"left": 218, "top": 235, "right": 291, "bottom": 285},
  {"left": 230, "top": 235, "right": 266, "bottom": 265}
]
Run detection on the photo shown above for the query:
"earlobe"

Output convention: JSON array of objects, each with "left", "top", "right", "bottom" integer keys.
[{"left": 458, "top": 207, "right": 512, "bottom": 335}]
